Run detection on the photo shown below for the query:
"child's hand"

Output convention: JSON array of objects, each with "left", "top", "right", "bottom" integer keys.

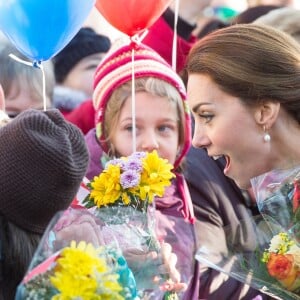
[
  {"left": 53, "top": 209, "right": 104, "bottom": 249},
  {"left": 124, "top": 242, "right": 187, "bottom": 293},
  {"left": 123, "top": 247, "right": 162, "bottom": 290},
  {"left": 159, "top": 242, "right": 188, "bottom": 293}
]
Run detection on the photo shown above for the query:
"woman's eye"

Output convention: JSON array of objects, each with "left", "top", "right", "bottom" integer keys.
[{"left": 199, "top": 114, "right": 213, "bottom": 123}]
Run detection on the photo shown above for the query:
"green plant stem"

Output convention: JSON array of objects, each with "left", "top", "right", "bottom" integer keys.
[{"left": 163, "top": 291, "right": 179, "bottom": 300}]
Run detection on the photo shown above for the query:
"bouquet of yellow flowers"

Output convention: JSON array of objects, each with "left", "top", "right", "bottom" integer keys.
[
  {"left": 16, "top": 209, "right": 138, "bottom": 300},
  {"left": 17, "top": 241, "right": 126, "bottom": 299},
  {"left": 83, "top": 150, "right": 175, "bottom": 212},
  {"left": 83, "top": 150, "right": 179, "bottom": 299},
  {"left": 83, "top": 150, "right": 175, "bottom": 250}
]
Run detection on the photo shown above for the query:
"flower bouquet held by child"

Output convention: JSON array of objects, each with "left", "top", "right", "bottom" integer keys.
[
  {"left": 16, "top": 208, "right": 137, "bottom": 300},
  {"left": 83, "top": 150, "right": 184, "bottom": 298},
  {"left": 83, "top": 150, "right": 174, "bottom": 250}
]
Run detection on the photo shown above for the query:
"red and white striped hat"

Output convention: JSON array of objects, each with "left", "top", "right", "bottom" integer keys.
[{"left": 93, "top": 39, "right": 191, "bottom": 168}]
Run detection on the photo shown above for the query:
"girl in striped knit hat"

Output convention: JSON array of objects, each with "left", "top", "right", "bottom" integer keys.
[{"left": 84, "top": 39, "right": 199, "bottom": 300}]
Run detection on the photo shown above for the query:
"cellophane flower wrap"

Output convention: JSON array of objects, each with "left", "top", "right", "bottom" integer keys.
[
  {"left": 83, "top": 150, "right": 177, "bottom": 298},
  {"left": 196, "top": 166, "right": 300, "bottom": 300},
  {"left": 15, "top": 208, "right": 137, "bottom": 300},
  {"left": 251, "top": 166, "right": 300, "bottom": 243}
]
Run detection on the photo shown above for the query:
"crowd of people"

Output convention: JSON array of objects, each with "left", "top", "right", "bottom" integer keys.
[{"left": 1, "top": 0, "right": 300, "bottom": 299}]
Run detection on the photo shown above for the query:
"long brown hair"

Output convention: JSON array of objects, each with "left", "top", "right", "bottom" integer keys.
[{"left": 187, "top": 24, "right": 300, "bottom": 123}]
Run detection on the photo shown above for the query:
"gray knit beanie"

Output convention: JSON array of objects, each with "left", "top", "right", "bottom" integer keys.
[{"left": 0, "top": 109, "right": 89, "bottom": 234}]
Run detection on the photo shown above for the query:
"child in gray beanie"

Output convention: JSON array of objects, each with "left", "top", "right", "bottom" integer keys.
[{"left": 0, "top": 108, "right": 89, "bottom": 300}]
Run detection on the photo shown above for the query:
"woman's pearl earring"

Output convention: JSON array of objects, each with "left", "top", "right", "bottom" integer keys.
[{"left": 263, "top": 126, "right": 271, "bottom": 142}]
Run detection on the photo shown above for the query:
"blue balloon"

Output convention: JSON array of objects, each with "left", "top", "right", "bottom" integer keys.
[{"left": 0, "top": 0, "right": 95, "bottom": 62}]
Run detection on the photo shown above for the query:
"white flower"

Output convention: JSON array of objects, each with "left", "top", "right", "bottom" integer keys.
[
  {"left": 287, "top": 244, "right": 300, "bottom": 267},
  {"left": 268, "top": 234, "right": 285, "bottom": 252}
]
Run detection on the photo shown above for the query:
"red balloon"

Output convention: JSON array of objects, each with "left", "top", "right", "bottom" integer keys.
[{"left": 95, "top": 0, "right": 171, "bottom": 37}]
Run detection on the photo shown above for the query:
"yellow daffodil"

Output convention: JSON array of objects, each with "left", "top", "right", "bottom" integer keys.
[
  {"left": 90, "top": 164, "right": 122, "bottom": 207},
  {"left": 139, "top": 150, "right": 175, "bottom": 202},
  {"left": 50, "top": 241, "right": 123, "bottom": 300}
]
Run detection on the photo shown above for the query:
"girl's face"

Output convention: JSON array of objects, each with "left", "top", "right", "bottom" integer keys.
[
  {"left": 111, "top": 91, "right": 179, "bottom": 165},
  {"left": 187, "top": 73, "right": 271, "bottom": 189}
]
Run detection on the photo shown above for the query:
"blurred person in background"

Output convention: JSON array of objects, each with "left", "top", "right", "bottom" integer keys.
[
  {"left": 0, "top": 43, "right": 55, "bottom": 118},
  {"left": 254, "top": 6, "right": 300, "bottom": 43},
  {"left": 52, "top": 27, "right": 111, "bottom": 117},
  {"left": 247, "top": 0, "right": 295, "bottom": 7}
]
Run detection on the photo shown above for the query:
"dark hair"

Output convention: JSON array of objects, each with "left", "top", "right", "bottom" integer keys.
[
  {"left": 187, "top": 24, "right": 300, "bottom": 123},
  {"left": 197, "top": 18, "right": 229, "bottom": 39},
  {"left": 231, "top": 5, "right": 282, "bottom": 24},
  {"left": 0, "top": 216, "right": 41, "bottom": 300}
]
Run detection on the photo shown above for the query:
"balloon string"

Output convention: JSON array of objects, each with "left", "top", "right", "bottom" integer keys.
[
  {"left": 129, "top": 30, "right": 148, "bottom": 153},
  {"left": 131, "top": 29, "right": 149, "bottom": 46},
  {"left": 9, "top": 54, "right": 47, "bottom": 111},
  {"left": 131, "top": 48, "right": 136, "bottom": 153},
  {"left": 33, "top": 61, "right": 47, "bottom": 111},
  {"left": 172, "top": 0, "right": 179, "bottom": 71}
]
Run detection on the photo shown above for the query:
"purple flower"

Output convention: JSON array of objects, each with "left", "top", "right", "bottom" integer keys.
[
  {"left": 120, "top": 170, "right": 141, "bottom": 189},
  {"left": 130, "top": 151, "right": 146, "bottom": 159},
  {"left": 105, "top": 158, "right": 124, "bottom": 169},
  {"left": 122, "top": 157, "right": 143, "bottom": 173}
]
